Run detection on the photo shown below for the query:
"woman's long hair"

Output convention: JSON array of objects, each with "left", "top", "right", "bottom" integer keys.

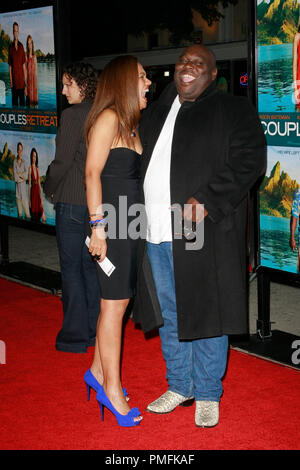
[
  {"left": 85, "top": 55, "right": 140, "bottom": 148},
  {"left": 30, "top": 148, "right": 38, "bottom": 167},
  {"left": 26, "top": 35, "right": 35, "bottom": 56}
]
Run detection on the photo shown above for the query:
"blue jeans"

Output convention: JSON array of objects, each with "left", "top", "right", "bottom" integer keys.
[
  {"left": 55, "top": 203, "right": 100, "bottom": 353},
  {"left": 147, "top": 242, "right": 228, "bottom": 401}
]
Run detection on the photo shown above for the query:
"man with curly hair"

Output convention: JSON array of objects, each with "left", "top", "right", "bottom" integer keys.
[{"left": 44, "top": 62, "right": 101, "bottom": 353}]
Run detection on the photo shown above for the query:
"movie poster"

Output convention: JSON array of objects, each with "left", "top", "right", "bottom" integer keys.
[
  {"left": 0, "top": 5, "right": 56, "bottom": 225},
  {"left": 257, "top": 0, "right": 300, "bottom": 274}
]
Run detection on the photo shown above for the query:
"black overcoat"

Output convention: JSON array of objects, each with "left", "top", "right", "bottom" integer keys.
[{"left": 133, "top": 81, "right": 266, "bottom": 340}]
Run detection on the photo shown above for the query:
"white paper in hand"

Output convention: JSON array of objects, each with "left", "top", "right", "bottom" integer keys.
[{"left": 85, "top": 237, "right": 116, "bottom": 277}]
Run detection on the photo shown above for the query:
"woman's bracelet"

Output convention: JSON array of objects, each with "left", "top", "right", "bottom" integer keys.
[
  {"left": 89, "top": 213, "right": 103, "bottom": 218},
  {"left": 89, "top": 218, "right": 107, "bottom": 229},
  {"left": 89, "top": 218, "right": 106, "bottom": 225}
]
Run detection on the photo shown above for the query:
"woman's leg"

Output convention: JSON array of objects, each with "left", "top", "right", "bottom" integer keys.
[
  {"left": 90, "top": 315, "right": 104, "bottom": 383},
  {"left": 93, "top": 298, "right": 141, "bottom": 420}
]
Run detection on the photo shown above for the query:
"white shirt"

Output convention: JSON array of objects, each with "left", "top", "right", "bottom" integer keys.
[{"left": 144, "top": 96, "right": 181, "bottom": 244}]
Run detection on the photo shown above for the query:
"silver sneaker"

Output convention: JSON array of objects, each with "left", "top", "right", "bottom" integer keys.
[
  {"left": 146, "top": 390, "right": 194, "bottom": 414},
  {"left": 195, "top": 401, "right": 219, "bottom": 428}
]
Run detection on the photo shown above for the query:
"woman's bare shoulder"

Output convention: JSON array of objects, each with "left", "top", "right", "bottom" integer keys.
[
  {"left": 95, "top": 108, "right": 118, "bottom": 127},
  {"left": 90, "top": 108, "right": 119, "bottom": 142}
]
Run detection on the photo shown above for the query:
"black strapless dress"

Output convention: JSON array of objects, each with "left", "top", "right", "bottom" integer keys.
[{"left": 88, "top": 147, "right": 140, "bottom": 299}]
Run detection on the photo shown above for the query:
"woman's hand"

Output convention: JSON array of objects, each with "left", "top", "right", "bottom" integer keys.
[{"left": 89, "top": 227, "right": 107, "bottom": 262}]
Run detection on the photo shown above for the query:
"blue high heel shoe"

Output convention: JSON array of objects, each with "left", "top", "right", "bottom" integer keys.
[
  {"left": 84, "top": 369, "right": 101, "bottom": 401},
  {"left": 84, "top": 369, "right": 129, "bottom": 401},
  {"left": 96, "top": 387, "right": 142, "bottom": 427}
]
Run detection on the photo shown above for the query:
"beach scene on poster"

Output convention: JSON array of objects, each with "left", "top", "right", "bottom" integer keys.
[
  {"left": 260, "top": 146, "right": 300, "bottom": 273},
  {"left": 257, "top": 0, "right": 300, "bottom": 273},
  {"left": 257, "top": 1, "right": 300, "bottom": 148},
  {"left": 0, "top": 6, "right": 56, "bottom": 111},
  {"left": 0, "top": 130, "right": 56, "bottom": 225},
  {"left": 257, "top": 0, "right": 300, "bottom": 113}
]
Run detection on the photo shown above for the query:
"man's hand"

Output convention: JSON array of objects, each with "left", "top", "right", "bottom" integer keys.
[
  {"left": 290, "top": 237, "right": 297, "bottom": 252},
  {"left": 183, "top": 197, "right": 208, "bottom": 223},
  {"left": 290, "top": 216, "right": 298, "bottom": 251}
]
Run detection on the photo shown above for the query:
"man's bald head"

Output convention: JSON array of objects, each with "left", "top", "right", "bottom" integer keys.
[{"left": 174, "top": 45, "right": 218, "bottom": 103}]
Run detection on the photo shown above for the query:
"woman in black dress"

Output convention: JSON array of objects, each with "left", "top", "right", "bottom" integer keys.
[{"left": 84, "top": 56, "right": 151, "bottom": 427}]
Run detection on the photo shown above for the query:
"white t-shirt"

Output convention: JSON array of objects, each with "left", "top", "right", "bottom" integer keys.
[{"left": 144, "top": 96, "right": 181, "bottom": 244}]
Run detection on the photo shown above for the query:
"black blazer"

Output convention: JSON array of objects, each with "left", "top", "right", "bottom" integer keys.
[{"left": 44, "top": 100, "right": 91, "bottom": 206}]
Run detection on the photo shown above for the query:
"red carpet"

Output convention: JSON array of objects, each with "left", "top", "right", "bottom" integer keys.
[{"left": 0, "top": 277, "right": 299, "bottom": 450}]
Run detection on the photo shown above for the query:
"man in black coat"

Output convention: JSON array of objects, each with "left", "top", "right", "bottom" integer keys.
[{"left": 133, "top": 45, "right": 266, "bottom": 427}]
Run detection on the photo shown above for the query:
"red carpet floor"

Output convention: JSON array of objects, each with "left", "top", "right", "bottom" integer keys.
[{"left": 0, "top": 277, "right": 300, "bottom": 450}]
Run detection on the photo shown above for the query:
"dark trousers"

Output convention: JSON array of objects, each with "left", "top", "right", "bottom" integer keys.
[
  {"left": 55, "top": 202, "right": 101, "bottom": 353},
  {"left": 12, "top": 88, "right": 25, "bottom": 107}
]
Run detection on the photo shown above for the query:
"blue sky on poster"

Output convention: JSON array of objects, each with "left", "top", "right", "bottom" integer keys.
[{"left": 0, "top": 6, "right": 54, "bottom": 55}]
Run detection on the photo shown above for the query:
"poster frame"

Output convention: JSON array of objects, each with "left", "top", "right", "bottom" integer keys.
[
  {"left": 249, "top": 0, "right": 300, "bottom": 288},
  {"left": 0, "top": 0, "right": 71, "bottom": 237}
]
